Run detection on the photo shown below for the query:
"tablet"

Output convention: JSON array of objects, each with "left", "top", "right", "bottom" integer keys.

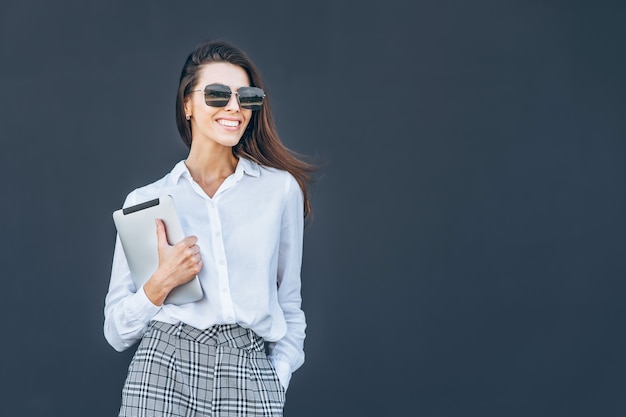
[{"left": 112, "top": 195, "right": 204, "bottom": 305}]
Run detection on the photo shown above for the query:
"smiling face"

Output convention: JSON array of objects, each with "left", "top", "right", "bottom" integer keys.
[{"left": 184, "top": 62, "right": 253, "bottom": 149}]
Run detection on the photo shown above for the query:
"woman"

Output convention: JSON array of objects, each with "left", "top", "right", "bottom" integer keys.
[{"left": 104, "top": 39, "right": 314, "bottom": 416}]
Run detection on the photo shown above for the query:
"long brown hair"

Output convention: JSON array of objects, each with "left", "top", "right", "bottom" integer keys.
[{"left": 175, "top": 40, "right": 316, "bottom": 217}]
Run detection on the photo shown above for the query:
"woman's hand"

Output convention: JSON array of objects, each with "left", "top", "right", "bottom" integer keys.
[{"left": 143, "top": 219, "right": 203, "bottom": 306}]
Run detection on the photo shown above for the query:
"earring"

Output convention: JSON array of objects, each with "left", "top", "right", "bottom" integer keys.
[{"left": 185, "top": 114, "right": 191, "bottom": 120}]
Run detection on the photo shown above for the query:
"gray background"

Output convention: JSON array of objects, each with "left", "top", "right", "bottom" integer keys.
[{"left": 1, "top": 1, "right": 625, "bottom": 416}]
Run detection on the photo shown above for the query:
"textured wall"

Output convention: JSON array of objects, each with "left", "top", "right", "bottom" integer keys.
[{"left": 1, "top": 1, "right": 624, "bottom": 416}]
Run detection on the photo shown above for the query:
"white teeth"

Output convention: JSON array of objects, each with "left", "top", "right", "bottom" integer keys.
[{"left": 218, "top": 119, "right": 239, "bottom": 127}]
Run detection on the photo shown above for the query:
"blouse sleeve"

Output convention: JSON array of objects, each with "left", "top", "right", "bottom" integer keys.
[
  {"left": 267, "top": 174, "right": 307, "bottom": 390},
  {"left": 103, "top": 192, "right": 162, "bottom": 352}
]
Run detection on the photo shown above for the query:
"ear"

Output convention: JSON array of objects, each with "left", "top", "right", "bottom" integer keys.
[{"left": 184, "top": 98, "right": 192, "bottom": 118}]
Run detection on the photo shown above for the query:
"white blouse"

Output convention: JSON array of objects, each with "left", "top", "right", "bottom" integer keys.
[{"left": 103, "top": 157, "right": 306, "bottom": 390}]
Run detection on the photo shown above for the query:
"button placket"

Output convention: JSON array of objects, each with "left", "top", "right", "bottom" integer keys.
[{"left": 205, "top": 199, "right": 236, "bottom": 322}]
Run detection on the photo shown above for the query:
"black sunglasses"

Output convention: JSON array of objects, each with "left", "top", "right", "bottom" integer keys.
[{"left": 190, "top": 83, "right": 265, "bottom": 111}]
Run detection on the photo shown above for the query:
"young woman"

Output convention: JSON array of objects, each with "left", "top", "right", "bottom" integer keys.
[{"left": 104, "top": 40, "right": 314, "bottom": 416}]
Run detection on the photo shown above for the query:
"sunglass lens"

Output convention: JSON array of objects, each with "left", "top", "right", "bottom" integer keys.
[
  {"left": 204, "top": 84, "right": 231, "bottom": 107},
  {"left": 238, "top": 87, "right": 265, "bottom": 110}
]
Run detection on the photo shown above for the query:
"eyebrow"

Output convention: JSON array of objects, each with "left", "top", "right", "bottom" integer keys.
[{"left": 202, "top": 83, "right": 251, "bottom": 90}]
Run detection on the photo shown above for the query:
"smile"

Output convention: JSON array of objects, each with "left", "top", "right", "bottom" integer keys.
[{"left": 218, "top": 119, "right": 240, "bottom": 127}]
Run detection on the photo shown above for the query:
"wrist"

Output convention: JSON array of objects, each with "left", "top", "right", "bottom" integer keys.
[{"left": 143, "top": 270, "right": 173, "bottom": 306}]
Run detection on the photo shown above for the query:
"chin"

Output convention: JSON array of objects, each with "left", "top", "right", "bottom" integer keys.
[
  {"left": 223, "top": 135, "right": 244, "bottom": 146},
  {"left": 197, "top": 131, "right": 243, "bottom": 148},
  {"left": 215, "top": 137, "right": 243, "bottom": 148}
]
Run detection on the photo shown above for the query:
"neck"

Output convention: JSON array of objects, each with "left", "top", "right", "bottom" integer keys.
[{"left": 185, "top": 141, "right": 238, "bottom": 185}]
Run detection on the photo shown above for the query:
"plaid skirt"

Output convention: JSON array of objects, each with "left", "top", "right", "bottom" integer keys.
[{"left": 119, "top": 321, "right": 285, "bottom": 417}]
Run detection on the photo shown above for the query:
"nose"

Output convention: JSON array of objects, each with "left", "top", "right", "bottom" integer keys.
[{"left": 223, "top": 92, "right": 241, "bottom": 111}]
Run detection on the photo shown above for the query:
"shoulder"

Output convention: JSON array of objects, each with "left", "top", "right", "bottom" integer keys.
[
  {"left": 257, "top": 164, "right": 291, "bottom": 181},
  {"left": 122, "top": 162, "right": 185, "bottom": 207},
  {"left": 255, "top": 164, "right": 300, "bottom": 196}
]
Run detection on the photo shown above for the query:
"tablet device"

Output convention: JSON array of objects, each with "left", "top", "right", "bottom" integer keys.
[{"left": 112, "top": 195, "right": 203, "bottom": 305}]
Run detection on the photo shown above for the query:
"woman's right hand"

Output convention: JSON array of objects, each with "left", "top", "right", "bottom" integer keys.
[{"left": 143, "top": 218, "right": 203, "bottom": 306}]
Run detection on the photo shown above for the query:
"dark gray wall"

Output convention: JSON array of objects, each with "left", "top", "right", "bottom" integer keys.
[{"left": 1, "top": 1, "right": 625, "bottom": 416}]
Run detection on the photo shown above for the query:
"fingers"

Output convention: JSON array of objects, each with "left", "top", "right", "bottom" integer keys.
[
  {"left": 178, "top": 236, "right": 200, "bottom": 259},
  {"left": 156, "top": 220, "right": 198, "bottom": 249},
  {"left": 155, "top": 219, "right": 169, "bottom": 247},
  {"left": 181, "top": 248, "right": 203, "bottom": 277},
  {"left": 174, "top": 238, "right": 202, "bottom": 265},
  {"left": 155, "top": 224, "right": 202, "bottom": 276},
  {"left": 175, "top": 237, "right": 199, "bottom": 256},
  {"left": 186, "top": 246, "right": 202, "bottom": 264},
  {"left": 180, "top": 235, "right": 198, "bottom": 247}
]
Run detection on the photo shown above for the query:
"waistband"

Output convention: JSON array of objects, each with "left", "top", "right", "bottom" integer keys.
[{"left": 150, "top": 320, "right": 264, "bottom": 352}]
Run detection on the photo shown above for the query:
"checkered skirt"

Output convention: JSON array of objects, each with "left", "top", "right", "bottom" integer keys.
[{"left": 119, "top": 321, "right": 285, "bottom": 416}]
